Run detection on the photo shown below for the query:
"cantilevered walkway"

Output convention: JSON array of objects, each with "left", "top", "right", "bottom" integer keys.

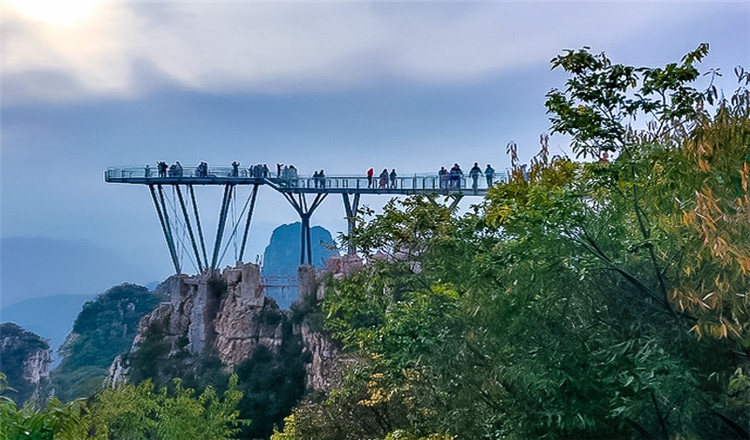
[{"left": 105, "top": 165, "right": 505, "bottom": 274}]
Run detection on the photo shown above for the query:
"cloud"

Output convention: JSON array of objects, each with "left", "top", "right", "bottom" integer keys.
[{"left": 0, "top": 1, "right": 735, "bottom": 105}]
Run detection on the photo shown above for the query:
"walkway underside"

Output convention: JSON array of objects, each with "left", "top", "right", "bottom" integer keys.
[{"left": 105, "top": 176, "right": 491, "bottom": 197}]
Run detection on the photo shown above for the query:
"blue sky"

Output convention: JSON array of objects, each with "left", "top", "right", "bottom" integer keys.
[{"left": 1, "top": 1, "right": 748, "bottom": 300}]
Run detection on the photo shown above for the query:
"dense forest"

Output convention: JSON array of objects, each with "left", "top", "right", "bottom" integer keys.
[
  {"left": 274, "top": 45, "right": 749, "bottom": 439},
  {"left": 1, "top": 45, "right": 748, "bottom": 439}
]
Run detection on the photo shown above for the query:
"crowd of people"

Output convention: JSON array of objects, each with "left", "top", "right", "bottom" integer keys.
[
  {"left": 143, "top": 161, "right": 498, "bottom": 193},
  {"left": 152, "top": 161, "right": 183, "bottom": 178},
  {"left": 366, "top": 168, "right": 398, "bottom": 189},
  {"left": 436, "top": 162, "right": 495, "bottom": 193}
]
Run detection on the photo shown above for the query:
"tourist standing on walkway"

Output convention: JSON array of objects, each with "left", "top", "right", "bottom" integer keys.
[
  {"left": 231, "top": 161, "right": 239, "bottom": 177},
  {"left": 289, "top": 165, "right": 298, "bottom": 187},
  {"left": 469, "top": 162, "right": 481, "bottom": 193},
  {"left": 485, "top": 164, "right": 495, "bottom": 188},
  {"left": 449, "top": 163, "right": 462, "bottom": 189},
  {"left": 367, "top": 167, "right": 374, "bottom": 188},
  {"left": 439, "top": 167, "right": 448, "bottom": 191},
  {"left": 319, "top": 169, "right": 326, "bottom": 188},
  {"left": 389, "top": 169, "right": 397, "bottom": 188},
  {"left": 196, "top": 161, "right": 208, "bottom": 177},
  {"left": 379, "top": 169, "right": 389, "bottom": 188},
  {"left": 158, "top": 161, "right": 167, "bottom": 177}
]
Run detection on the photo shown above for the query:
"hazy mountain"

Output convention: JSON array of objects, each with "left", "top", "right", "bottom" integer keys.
[
  {"left": 1, "top": 237, "right": 159, "bottom": 307},
  {"left": 1, "top": 294, "right": 96, "bottom": 365},
  {"left": 262, "top": 222, "right": 338, "bottom": 309}
]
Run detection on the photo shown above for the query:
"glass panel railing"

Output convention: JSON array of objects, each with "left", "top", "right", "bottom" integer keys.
[{"left": 106, "top": 166, "right": 508, "bottom": 190}]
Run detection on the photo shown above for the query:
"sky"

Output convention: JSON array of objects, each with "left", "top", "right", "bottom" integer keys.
[{"left": 1, "top": 0, "right": 749, "bottom": 304}]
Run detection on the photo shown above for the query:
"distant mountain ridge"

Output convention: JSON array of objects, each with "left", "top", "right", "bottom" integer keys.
[
  {"left": 0, "top": 294, "right": 97, "bottom": 366},
  {"left": 1, "top": 237, "right": 158, "bottom": 307}
]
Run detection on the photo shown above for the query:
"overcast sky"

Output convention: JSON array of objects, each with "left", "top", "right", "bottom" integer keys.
[{"left": 1, "top": 1, "right": 748, "bottom": 294}]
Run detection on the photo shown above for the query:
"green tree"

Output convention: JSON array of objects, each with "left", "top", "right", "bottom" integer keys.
[
  {"left": 233, "top": 333, "right": 307, "bottom": 439},
  {"left": 0, "top": 371, "right": 245, "bottom": 440},
  {"left": 52, "top": 283, "right": 161, "bottom": 401},
  {"left": 83, "top": 376, "right": 244, "bottom": 439},
  {"left": 279, "top": 45, "right": 749, "bottom": 440},
  {"left": 0, "top": 372, "right": 89, "bottom": 440}
]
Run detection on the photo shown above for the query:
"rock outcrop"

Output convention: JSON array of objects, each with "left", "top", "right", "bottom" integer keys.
[
  {"left": 110, "top": 263, "right": 286, "bottom": 382},
  {"left": 215, "top": 264, "right": 284, "bottom": 367},
  {"left": 0, "top": 323, "right": 52, "bottom": 406},
  {"left": 110, "top": 256, "right": 361, "bottom": 393},
  {"left": 298, "top": 319, "right": 341, "bottom": 392},
  {"left": 295, "top": 255, "right": 362, "bottom": 391}
]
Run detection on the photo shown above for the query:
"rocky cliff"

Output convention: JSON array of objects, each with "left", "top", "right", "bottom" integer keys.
[
  {"left": 110, "top": 256, "right": 361, "bottom": 393},
  {"left": 296, "top": 255, "right": 362, "bottom": 391},
  {"left": 109, "top": 263, "right": 276, "bottom": 383},
  {"left": 104, "top": 256, "right": 364, "bottom": 438},
  {"left": 0, "top": 323, "right": 52, "bottom": 406}
]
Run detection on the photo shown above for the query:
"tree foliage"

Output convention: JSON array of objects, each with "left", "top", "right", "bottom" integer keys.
[
  {"left": 0, "top": 372, "right": 244, "bottom": 440},
  {"left": 275, "top": 45, "right": 750, "bottom": 440},
  {"left": 52, "top": 283, "right": 161, "bottom": 401}
]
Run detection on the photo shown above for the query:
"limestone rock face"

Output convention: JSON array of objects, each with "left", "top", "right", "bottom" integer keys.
[
  {"left": 0, "top": 323, "right": 52, "bottom": 405},
  {"left": 23, "top": 349, "right": 51, "bottom": 387},
  {"left": 297, "top": 265, "right": 318, "bottom": 301},
  {"left": 113, "top": 263, "right": 286, "bottom": 382},
  {"left": 110, "top": 256, "right": 361, "bottom": 394},
  {"left": 23, "top": 346, "right": 52, "bottom": 404},
  {"left": 326, "top": 254, "right": 364, "bottom": 280},
  {"left": 298, "top": 321, "right": 341, "bottom": 392},
  {"left": 295, "top": 255, "right": 363, "bottom": 391},
  {"left": 215, "top": 264, "right": 284, "bottom": 367},
  {"left": 106, "top": 354, "right": 128, "bottom": 386}
]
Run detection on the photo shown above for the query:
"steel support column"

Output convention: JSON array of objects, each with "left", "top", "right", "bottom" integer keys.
[
  {"left": 301, "top": 214, "right": 311, "bottom": 265},
  {"left": 211, "top": 184, "right": 234, "bottom": 271},
  {"left": 175, "top": 185, "right": 205, "bottom": 273},
  {"left": 218, "top": 183, "right": 261, "bottom": 266},
  {"left": 342, "top": 193, "right": 360, "bottom": 255},
  {"left": 282, "top": 192, "right": 327, "bottom": 265},
  {"left": 189, "top": 185, "right": 209, "bottom": 268},
  {"left": 238, "top": 184, "right": 260, "bottom": 263},
  {"left": 449, "top": 194, "right": 463, "bottom": 210},
  {"left": 149, "top": 184, "right": 181, "bottom": 274}
]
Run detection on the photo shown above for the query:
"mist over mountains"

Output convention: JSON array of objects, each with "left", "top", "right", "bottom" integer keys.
[
  {"left": 0, "top": 294, "right": 96, "bottom": 366},
  {"left": 1, "top": 237, "right": 159, "bottom": 307}
]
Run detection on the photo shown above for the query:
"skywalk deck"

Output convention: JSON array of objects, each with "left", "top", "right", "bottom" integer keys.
[
  {"left": 104, "top": 166, "right": 503, "bottom": 196},
  {"left": 105, "top": 165, "right": 505, "bottom": 273}
]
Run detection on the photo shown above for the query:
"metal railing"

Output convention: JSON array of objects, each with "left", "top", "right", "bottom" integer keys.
[{"left": 105, "top": 166, "right": 507, "bottom": 192}]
